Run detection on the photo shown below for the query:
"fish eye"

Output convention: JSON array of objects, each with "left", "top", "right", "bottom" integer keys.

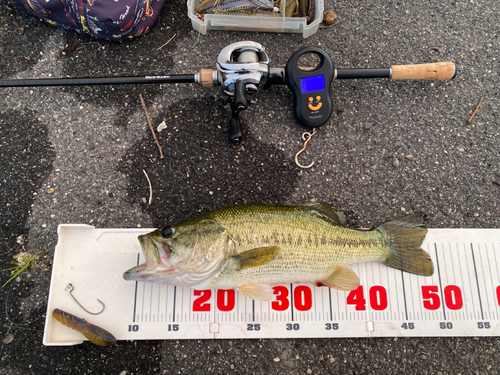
[{"left": 161, "top": 226, "right": 174, "bottom": 238}]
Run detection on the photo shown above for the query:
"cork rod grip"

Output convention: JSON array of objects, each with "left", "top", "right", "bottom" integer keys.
[
  {"left": 391, "top": 62, "right": 455, "bottom": 80},
  {"left": 199, "top": 69, "right": 215, "bottom": 87}
]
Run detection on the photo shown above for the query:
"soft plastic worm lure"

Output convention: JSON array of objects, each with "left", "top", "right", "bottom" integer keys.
[{"left": 52, "top": 308, "right": 117, "bottom": 346}]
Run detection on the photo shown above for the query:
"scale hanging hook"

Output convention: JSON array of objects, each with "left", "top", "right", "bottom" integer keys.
[
  {"left": 65, "top": 283, "right": 105, "bottom": 315},
  {"left": 295, "top": 128, "right": 318, "bottom": 168}
]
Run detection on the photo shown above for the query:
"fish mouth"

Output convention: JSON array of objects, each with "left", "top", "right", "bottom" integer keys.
[
  {"left": 123, "top": 234, "right": 183, "bottom": 282},
  {"left": 123, "top": 263, "right": 183, "bottom": 281}
]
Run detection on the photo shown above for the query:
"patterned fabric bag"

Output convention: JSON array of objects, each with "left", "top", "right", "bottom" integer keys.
[{"left": 12, "top": 0, "right": 166, "bottom": 40}]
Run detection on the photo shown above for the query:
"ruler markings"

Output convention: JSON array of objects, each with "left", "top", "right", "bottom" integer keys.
[
  {"left": 324, "top": 287, "right": 328, "bottom": 321},
  {"left": 333, "top": 288, "right": 338, "bottom": 322},
  {"left": 172, "top": 286, "right": 177, "bottom": 323},
  {"left": 149, "top": 283, "right": 153, "bottom": 322},
  {"left": 257, "top": 301, "right": 261, "bottom": 322},
  {"left": 407, "top": 272, "right": 415, "bottom": 321},
  {"left": 486, "top": 243, "right": 498, "bottom": 319},
  {"left": 362, "top": 263, "right": 371, "bottom": 327},
  {"left": 455, "top": 245, "right": 463, "bottom": 319},
  {"left": 463, "top": 242, "right": 479, "bottom": 320},
  {"left": 290, "top": 284, "right": 294, "bottom": 322},
  {"left": 474, "top": 243, "right": 486, "bottom": 320},
  {"left": 150, "top": 285, "right": 154, "bottom": 323},
  {"left": 470, "top": 244, "right": 484, "bottom": 320},
  {"left": 140, "top": 282, "right": 146, "bottom": 323},
  {"left": 262, "top": 302, "right": 266, "bottom": 323},
  {"left": 319, "top": 287, "right": 325, "bottom": 321},
  {"left": 329, "top": 288, "right": 333, "bottom": 321},
  {"left": 318, "top": 288, "right": 322, "bottom": 321},
  {"left": 314, "top": 288, "right": 318, "bottom": 322},
  {"left": 491, "top": 243, "right": 499, "bottom": 320},
  {"left": 481, "top": 243, "right": 493, "bottom": 320},
  {"left": 132, "top": 253, "right": 141, "bottom": 322},
  {"left": 255, "top": 298, "right": 258, "bottom": 322},
  {"left": 165, "top": 286, "right": 169, "bottom": 322},
  {"left": 413, "top": 270, "right": 422, "bottom": 321},
  {"left": 401, "top": 270, "right": 409, "bottom": 321},
  {"left": 385, "top": 264, "right": 394, "bottom": 320},
  {"left": 380, "top": 262, "right": 387, "bottom": 321},
  {"left": 150, "top": 284, "right": 154, "bottom": 322},
  {"left": 492, "top": 243, "right": 500, "bottom": 285},
  {"left": 445, "top": 243, "right": 458, "bottom": 321},
  {"left": 456, "top": 243, "right": 469, "bottom": 320},
  {"left": 477, "top": 243, "right": 493, "bottom": 319},
  {"left": 368, "top": 262, "right": 375, "bottom": 321},
  {"left": 156, "top": 285, "right": 160, "bottom": 323},
  {"left": 434, "top": 243, "right": 447, "bottom": 320},
  {"left": 321, "top": 287, "right": 330, "bottom": 321},
  {"left": 445, "top": 243, "right": 454, "bottom": 284},
  {"left": 385, "top": 267, "right": 394, "bottom": 319},
  {"left": 252, "top": 300, "right": 255, "bottom": 322}
]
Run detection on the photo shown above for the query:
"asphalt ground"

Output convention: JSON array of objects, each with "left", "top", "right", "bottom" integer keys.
[{"left": 0, "top": 0, "right": 499, "bottom": 373}]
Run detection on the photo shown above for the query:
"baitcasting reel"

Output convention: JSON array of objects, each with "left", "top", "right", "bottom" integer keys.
[{"left": 0, "top": 41, "right": 456, "bottom": 142}]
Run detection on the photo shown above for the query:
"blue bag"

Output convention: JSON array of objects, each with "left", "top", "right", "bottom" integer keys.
[{"left": 12, "top": 0, "right": 166, "bottom": 40}]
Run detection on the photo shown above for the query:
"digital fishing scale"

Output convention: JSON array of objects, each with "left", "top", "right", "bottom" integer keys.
[
  {"left": 285, "top": 46, "right": 335, "bottom": 128},
  {"left": 0, "top": 41, "right": 456, "bottom": 141}
]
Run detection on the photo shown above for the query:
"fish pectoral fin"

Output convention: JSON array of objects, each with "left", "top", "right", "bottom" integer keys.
[
  {"left": 237, "top": 284, "right": 275, "bottom": 301},
  {"left": 231, "top": 246, "right": 280, "bottom": 270},
  {"left": 318, "top": 266, "right": 360, "bottom": 291}
]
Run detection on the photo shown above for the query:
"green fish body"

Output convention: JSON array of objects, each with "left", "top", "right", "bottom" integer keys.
[{"left": 123, "top": 203, "right": 433, "bottom": 300}]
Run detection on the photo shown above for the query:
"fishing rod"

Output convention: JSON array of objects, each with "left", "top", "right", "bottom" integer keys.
[{"left": 0, "top": 41, "right": 456, "bottom": 142}]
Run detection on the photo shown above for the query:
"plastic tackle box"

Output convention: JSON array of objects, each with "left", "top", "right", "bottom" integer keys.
[{"left": 187, "top": 0, "right": 323, "bottom": 38}]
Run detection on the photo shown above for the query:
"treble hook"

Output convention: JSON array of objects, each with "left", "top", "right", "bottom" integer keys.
[
  {"left": 65, "top": 283, "right": 105, "bottom": 315},
  {"left": 295, "top": 128, "right": 318, "bottom": 169}
]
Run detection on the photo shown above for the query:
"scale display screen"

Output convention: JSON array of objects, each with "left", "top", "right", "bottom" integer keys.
[{"left": 300, "top": 75, "right": 326, "bottom": 93}]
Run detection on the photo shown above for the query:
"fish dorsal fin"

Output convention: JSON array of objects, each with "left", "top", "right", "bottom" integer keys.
[
  {"left": 237, "top": 283, "right": 275, "bottom": 301},
  {"left": 302, "top": 203, "right": 346, "bottom": 225},
  {"left": 231, "top": 246, "right": 280, "bottom": 270},
  {"left": 318, "top": 266, "right": 360, "bottom": 291}
]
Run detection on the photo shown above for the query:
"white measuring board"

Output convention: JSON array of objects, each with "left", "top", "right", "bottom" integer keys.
[{"left": 43, "top": 225, "right": 500, "bottom": 345}]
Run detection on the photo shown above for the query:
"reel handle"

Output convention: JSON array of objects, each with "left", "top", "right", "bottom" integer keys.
[
  {"left": 228, "top": 80, "right": 247, "bottom": 142},
  {"left": 390, "top": 62, "right": 456, "bottom": 80}
]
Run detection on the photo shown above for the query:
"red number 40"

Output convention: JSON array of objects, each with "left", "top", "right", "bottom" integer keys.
[{"left": 346, "top": 285, "right": 388, "bottom": 311}]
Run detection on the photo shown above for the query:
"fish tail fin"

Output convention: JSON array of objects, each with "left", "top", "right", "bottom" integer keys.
[{"left": 377, "top": 213, "right": 434, "bottom": 276}]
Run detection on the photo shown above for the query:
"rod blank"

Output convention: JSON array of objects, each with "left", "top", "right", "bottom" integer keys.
[{"left": 0, "top": 75, "right": 196, "bottom": 88}]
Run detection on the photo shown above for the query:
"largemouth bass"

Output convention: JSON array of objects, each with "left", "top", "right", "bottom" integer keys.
[{"left": 123, "top": 203, "right": 433, "bottom": 300}]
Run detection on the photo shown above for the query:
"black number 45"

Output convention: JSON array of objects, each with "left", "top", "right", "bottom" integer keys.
[{"left": 401, "top": 323, "right": 415, "bottom": 330}]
